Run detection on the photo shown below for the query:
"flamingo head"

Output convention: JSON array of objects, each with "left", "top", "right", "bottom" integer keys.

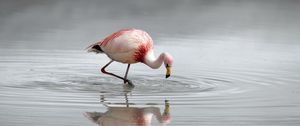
[{"left": 164, "top": 53, "right": 173, "bottom": 78}]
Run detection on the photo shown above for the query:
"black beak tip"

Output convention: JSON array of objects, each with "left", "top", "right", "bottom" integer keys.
[{"left": 166, "top": 75, "right": 170, "bottom": 78}]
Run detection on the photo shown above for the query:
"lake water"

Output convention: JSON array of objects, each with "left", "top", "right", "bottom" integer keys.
[{"left": 1, "top": 0, "right": 300, "bottom": 126}]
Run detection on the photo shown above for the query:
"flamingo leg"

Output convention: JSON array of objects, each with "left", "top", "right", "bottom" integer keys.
[
  {"left": 101, "top": 60, "right": 126, "bottom": 82},
  {"left": 124, "top": 64, "right": 131, "bottom": 83},
  {"left": 101, "top": 61, "right": 133, "bottom": 85}
]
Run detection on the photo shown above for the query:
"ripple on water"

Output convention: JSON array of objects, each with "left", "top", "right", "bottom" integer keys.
[
  {"left": 2, "top": 49, "right": 297, "bottom": 105},
  {"left": 1, "top": 49, "right": 288, "bottom": 98},
  {"left": 7, "top": 73, "right": 247, "bottom": 97}
]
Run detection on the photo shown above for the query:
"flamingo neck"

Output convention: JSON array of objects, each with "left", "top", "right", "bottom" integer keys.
[{"left": 144, "top": 50, "right": 166, "bottom": 69}]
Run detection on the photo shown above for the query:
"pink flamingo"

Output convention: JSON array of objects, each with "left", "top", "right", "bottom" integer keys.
[
  {"left": 84, "top": 99, "right": 171, "bottom": 126},
  {"left": 87, "top": 28, "right": 173, "bottom": 85}
]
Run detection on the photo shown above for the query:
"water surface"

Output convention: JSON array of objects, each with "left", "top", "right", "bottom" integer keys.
[{"left": 1, "top": 0, "right": 300, "bottom": 126}]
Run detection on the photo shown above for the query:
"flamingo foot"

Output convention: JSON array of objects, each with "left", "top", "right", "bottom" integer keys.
[{"left": 124, "top": 80, "right": 134, "bottom": 87}]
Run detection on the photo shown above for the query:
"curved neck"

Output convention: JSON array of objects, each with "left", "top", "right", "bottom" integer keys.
[{"left": 144, "top": 50, "right": 166, "bottom": 69}]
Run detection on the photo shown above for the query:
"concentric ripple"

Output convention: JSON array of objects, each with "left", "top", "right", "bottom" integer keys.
[{"left": 10, "top": 74, "right": 234, "bottom": 95}]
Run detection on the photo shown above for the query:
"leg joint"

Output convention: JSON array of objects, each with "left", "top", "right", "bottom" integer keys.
[{"left": 101, "top": 67, "right": 107, "bottom": 74}]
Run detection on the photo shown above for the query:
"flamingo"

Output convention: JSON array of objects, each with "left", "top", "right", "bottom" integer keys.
[
  {"left": 87, "top": 28, "right": 173, "bottom": 85},
  {"left": 84, "top": 96, "right": 171, "bottom": 126}
]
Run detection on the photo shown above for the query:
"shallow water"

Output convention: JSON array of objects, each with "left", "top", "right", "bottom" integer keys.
[
  {"left": 1, "top": 0, "right": 300, "bottom": 126},
  {"left": 1, "top": 40, "right": 300, "bottom": 126}
]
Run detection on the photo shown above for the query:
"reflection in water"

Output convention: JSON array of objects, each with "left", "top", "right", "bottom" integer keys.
[{"left": 85, "top": 93, "right": 171, "bottom": 126}]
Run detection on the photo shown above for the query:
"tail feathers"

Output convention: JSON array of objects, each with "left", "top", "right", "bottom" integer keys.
[{"left": 86, "top": 44, "right": 104, "bottom": 53}]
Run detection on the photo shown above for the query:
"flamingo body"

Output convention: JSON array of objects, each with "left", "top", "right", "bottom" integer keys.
[
  {"left": 87, "top": 28, "right": 173, "bottom": 84},
  {"left": 90, "top": 29, "right": 153, "bottom": 64}
]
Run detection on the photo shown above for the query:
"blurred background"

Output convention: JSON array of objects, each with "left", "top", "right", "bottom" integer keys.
[{"left": 1, "top": 0, "right": 300, "bottom": 49}]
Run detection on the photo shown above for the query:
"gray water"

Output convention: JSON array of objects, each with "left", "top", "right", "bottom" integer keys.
[{"left": 1, "top": 0, "right": 300, "bottom": 126}]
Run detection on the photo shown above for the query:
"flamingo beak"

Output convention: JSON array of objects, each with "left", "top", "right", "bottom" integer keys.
[{"left": 166, "top": 66, "right": 171, "bottom": 78}]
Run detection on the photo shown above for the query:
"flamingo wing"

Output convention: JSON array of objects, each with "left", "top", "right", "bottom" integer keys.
[
  {"left": 86, "top": 29, "right": 133, "bottom": 52},
  {"left": 88, "top": 28, "right": 153, "bottom": 63}
]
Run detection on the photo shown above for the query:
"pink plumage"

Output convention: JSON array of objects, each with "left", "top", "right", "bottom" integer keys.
[
  {"left": 87, "top": 28, "right": 173, "bottom": 85},
  {"left": 88, "top": 28, "right": 153, "bottom": 63}
]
